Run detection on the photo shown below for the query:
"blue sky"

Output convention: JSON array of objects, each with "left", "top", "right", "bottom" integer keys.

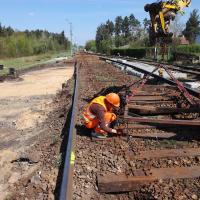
[{"left": 0, "top": 0, "right": 199, "bottom": 45}]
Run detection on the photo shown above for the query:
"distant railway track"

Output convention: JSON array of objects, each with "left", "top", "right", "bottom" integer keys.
[
  {"left": 100, "top": 56, "right": 200, "bottom": 98},
  {"left": 59, "top": 53, "right": 200, "bottom": 200},
  {"left": 127, "top": 58, "right": 200, "bottom": 76},
  {"left": 88, "top": 52, "right": 200, "bottom": 76}
]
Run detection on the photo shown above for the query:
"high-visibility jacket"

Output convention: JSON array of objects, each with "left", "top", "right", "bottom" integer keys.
[{"left": 82, "top": 96, "right": 109, "bottom": 125}]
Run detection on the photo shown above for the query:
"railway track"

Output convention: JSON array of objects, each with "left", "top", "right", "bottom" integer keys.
[
  {"left": 101, "top": 56, "right": 200, "bottom": 98},
  {"left": 99, "top": 53, "right": 200, "bottom": 75},
  {"left": 127, "top": 58, "right": 200, "bottom": 76},
  {"left": 60, "top": 53, "right": 200, "bottom": 200},
  {"left": 89, "top": 52, "right": 200, "bottom": 75}
]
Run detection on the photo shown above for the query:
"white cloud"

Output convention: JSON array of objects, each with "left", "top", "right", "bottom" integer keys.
[{"left": 28, "top": 12, "right": 35, "bottom": 16}]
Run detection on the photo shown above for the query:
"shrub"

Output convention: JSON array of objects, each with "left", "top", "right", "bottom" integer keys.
[
  {"left": 110, "top": 48, "right": 146, "bottom": 58},
  {"left": 176, "top": 44, "right": 200, "bottom": 54}
]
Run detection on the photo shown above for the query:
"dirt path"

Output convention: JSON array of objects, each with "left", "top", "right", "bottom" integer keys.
[{"left": 0, "top": 60, "right": 73, "bottom": 199}]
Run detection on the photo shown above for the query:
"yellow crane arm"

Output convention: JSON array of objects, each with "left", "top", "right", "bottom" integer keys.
[{"left": 145, "top": 0, "right": 191, "bottom": 39}]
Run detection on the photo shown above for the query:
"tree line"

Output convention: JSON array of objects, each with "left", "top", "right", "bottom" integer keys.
[
  {"left": 94, "top": 14, "right": 149, "bottom": 53},
  {"left": 85, "top": 9, "right": 200, "bottom": 54},
  {"left": 0, "top": 23, "right": 70, "bottom": 58}
]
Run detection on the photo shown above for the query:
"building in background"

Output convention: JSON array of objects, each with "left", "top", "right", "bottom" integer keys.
[{"left": 179, "top": 35, "right": 190, "bottom": 45}]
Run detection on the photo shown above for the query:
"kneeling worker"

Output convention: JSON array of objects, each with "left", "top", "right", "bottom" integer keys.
[{"left": 82, "top": 93, "right": 122, "bottom": 138}]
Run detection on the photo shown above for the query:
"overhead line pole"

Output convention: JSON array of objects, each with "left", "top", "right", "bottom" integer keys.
[
  {"left": 69, "top": 22, "right": 73, "bottom": 56},
  {"left": 66, "top": 19, "right": 73, "bottom": 57}
]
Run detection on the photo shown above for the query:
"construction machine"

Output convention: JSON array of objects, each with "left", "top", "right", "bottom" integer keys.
[{"left": 145, "top": 0, "right": 191, "bottom": 44}]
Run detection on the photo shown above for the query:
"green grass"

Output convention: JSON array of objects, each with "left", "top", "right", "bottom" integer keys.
[
  {"left": 194, "top": 52, "right": 200, "bottom": 56},
  {"left": 0, "top": 51, "right": 71, "bottom": 75}
]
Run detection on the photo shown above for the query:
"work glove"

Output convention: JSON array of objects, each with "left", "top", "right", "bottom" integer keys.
[
  {"left": 111, "top": 129, "right": 117, "bottom": 134},
  {"left": 111, "top": 129, "right": 123, "bottom": 135}
]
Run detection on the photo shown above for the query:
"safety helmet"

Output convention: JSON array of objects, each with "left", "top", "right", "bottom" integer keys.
[{"left": 105, "top": 93, "right": 120, "bottom": 107}]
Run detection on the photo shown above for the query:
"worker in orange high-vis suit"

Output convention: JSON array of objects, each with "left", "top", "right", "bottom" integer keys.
[{"left": 82, "top": 93, "right": 123, "bottom": 138}]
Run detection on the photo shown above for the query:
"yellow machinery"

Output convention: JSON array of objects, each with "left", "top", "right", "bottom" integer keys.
[{"left": 145, "top": 0, "right": 191, "bottom": 40}]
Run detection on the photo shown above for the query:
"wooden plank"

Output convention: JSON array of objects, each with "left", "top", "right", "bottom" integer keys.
[
  {"left": 128, "top": 105, "right": 200, "bottom": 115},
  {"left": 129, "top": 100, "right": 200, "bottom": 105},
  {"left": 124, "top": 116, "right": 200, "bottom": 126},
  {"left": 98, "top": 174, "right": 153, "bottom": 193},
  {"left": 129, "top": 100, "right": 176, "bottom": 105},
  {"left": 151, "top": 166, "right": 200, "bottom": 179},
  {"left": 128, "top": 132, "right": 176, "bottom": 139},
  {"left": 119, "top": 124, "right": 157, "bottom": 129},
  {"left": 129, "top": 96, "right": 171, "bottom": 101},
  {"left": 98, "top": 166, "right": 200, "bottom": 193},
  {"left": 131, "top": 148, "right": 200, "bottom": 160}
]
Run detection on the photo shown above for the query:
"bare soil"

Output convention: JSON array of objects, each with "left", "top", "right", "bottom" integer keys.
[{"left": 0, "top": 60, "right": 74, "bottom": 199}]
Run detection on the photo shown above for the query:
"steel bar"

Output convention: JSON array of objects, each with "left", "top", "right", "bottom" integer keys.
[
  {"left": 162, "top": 65, "right": 196, "bottom": 105},
  {"left": 124, "top": 116, "right": 200, "bottom": 126},
  {"left": 98, "top": 166, "right": 200, "bottom": 193},
  {"left": 127, "top": 66, "right": 159, "bottom": 102}
]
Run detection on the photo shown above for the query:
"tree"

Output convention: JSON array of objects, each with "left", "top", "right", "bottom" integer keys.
[
  {"left": 129, "top": 14, "right": 141, "bottom": 38},
  {"left": 106, "top": 20, "right": 114, "bottom": 36},
  {"left": 143, "top": 18, "right": 151, "bottom": 33},
  {"left": 115, "top": 16, "right": 123, "bottom": 36},
  {"left": 171, "top": 14, "right": 184, "bottom": 37},
  {"left": 183, "top": 9, "right": 200, "bottom": 43},
  {"left": 122, "top": 16, "right": 130, "bottom": 38},
  {"left": 85, "top": 40, "right": 96, "bottom": 52},
  {"left": 0, "top": 22, "right": 70, "bottom": 58}
]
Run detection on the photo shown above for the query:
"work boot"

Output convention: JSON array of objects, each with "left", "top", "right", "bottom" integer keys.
[{"left": 91, "top": 132, "right": 107, "bottom": 139}]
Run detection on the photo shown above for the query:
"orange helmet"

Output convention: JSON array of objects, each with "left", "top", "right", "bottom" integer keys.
[{"left": 105, "top": 93, "right": 120, "bottom": 107}]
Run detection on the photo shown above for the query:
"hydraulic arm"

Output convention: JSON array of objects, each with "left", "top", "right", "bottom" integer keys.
[{"left": 145, "top": 0, "right": 191, "bottom": 40}]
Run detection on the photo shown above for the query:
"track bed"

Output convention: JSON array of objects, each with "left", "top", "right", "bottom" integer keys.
[{"left": 73, "top": 54, "right": 200, "bottom": 200}]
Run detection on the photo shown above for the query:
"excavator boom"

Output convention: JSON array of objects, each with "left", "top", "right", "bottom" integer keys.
[{"left": 145, "top": 0, "right": 191, "bottom": 42}]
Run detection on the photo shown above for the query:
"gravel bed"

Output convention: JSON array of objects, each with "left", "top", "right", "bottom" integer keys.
[{"left": 73, "top": 54, "right": 200, "bottom": 200}]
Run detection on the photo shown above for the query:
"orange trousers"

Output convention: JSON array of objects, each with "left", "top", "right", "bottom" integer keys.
[{"left": 85, "top": 112, "right": 116, "bottom": 134}]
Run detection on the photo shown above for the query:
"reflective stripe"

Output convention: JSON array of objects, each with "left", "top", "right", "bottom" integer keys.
[
  {"left": 82, "top": 106, "right": 96, "bottom": 124},
  {"left": 81, "top": 114, "right": 90, "bottom": 123}
]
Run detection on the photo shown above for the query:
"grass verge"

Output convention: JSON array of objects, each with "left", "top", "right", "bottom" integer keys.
[{"left": 0, "top": 51, "right": 70, "bottom": 75}]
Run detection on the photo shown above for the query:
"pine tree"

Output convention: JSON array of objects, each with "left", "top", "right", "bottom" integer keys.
[
  {"left": 122, "top": 16, "right": 130, "bottom": 38},
  {"left": 183, "top": 9, "right": 200, "bottom": 43},
  {"left": 106, "top": 20, "right": 114, "bottom": 37},
  {"left": 114, "top": 16, "right": 123, "bottom": 36}
]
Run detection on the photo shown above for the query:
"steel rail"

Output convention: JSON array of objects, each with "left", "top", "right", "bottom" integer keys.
[
  {"left": 87, "top": 52, "right": 200, "bottom": 74},
  {"left": 121, "top": 56, "right": 200, "bottom": 74},
  {"left": 59, "top": 62, "right": 79, "bottom": 200},
  {"left": 100, "top": 57, "right": 200, "bottom": 99},
  {"left": 131, "top": 59, "right": 200, "bottom": 76}
]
